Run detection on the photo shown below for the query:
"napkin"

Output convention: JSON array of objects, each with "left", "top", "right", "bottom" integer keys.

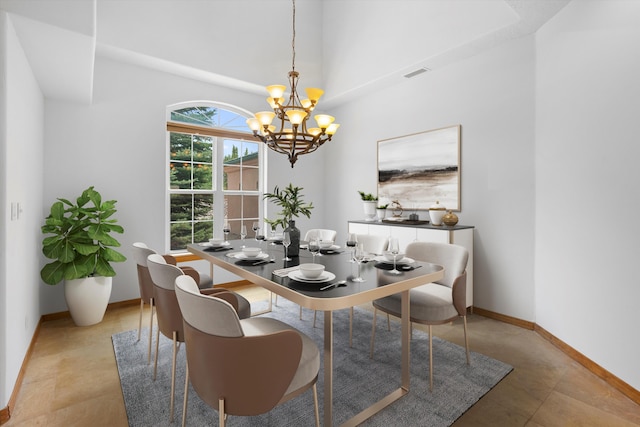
[
  {"left": 374, "top": 262, "right": 420, "bottom": 271},
  {"left": 273, "top": 265, "right": 300, "bottom": 277},
  {"left": 204, "top": 246, "right": 233, "bottom": 252}
]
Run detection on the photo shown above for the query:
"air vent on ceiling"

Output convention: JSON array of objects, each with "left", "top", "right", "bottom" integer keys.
[{"left": 403, "top": 67, "right": 431, "bottom": 79}]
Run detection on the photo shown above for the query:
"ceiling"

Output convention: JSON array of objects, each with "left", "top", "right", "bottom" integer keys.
[{"left": 0, "top": 0, "right": 570, "bottom": 106}]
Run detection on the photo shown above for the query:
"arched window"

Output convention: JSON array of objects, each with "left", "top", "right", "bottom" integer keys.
[{"left": 166, "top": 102, "right": 263, "bottom": 251}]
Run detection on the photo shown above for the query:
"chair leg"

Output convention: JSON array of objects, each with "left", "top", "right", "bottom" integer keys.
[
  {"left": 463, "top": 315, "right": 470, "bottom": 365},
  {"left": 386, "top": 313, "right": 391, "bottom": 331},
  {"left": 349, "top": 307, "right": 354, "bottom": 348},
  {"left": 428, "top": 325, "right": 433, "bottom": 391},
  {"left": 370, "top": 307, "right": 378, "bottom": 359},
  {"left": 137, "top": 300, "right": 144, "bottom": 341},
  {"left": 182, "top": 361, "right": 189, "bottom": 427},
  {"left": 219, "top": 398, "right": 225, "bottom": 427},
  {"left": 313, "top": 310, "right": 317, "bottom": 328},
  {"left": 147, "top": 299, "right": 154, "bottom": 365},
  {"left": 153, "top": 326, "right": 160, "bottom": 380},
  {"left": 170, "top": 331, "right": 177, "bottom": 422},
  {"left": 312, "top": 383, "right": 320, "bottom": 427}
]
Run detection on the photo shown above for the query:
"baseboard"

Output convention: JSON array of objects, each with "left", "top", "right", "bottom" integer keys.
[
  {"left": 472, "top": 306, "right": 535, "bottom": 330},
  {"left": 475, "top": 306, "right": 640, "bottom": 405},
  {"left": 0, "top": 315, "right": 43, "bottom": 425}
]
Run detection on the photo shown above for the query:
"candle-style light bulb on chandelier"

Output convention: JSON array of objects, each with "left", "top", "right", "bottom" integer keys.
[{"left": 246, "top": 0, "right": 339, "bottom": 167}]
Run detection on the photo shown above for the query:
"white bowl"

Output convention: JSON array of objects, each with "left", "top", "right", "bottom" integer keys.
[
  {"left": 319, "top": 240, "right": 334, "bottom": 249},
  {"left": 242, "top": 247, "right": 262, "bottom": 258},
  {"left": 299, "top": 263, "right": 325, "bottom": 279},
  {"left": 209, "top": 238, "right": 225, "bottom": 246},
  {"left": 383, "top": 251, "right": 405, "bottom": 262}
]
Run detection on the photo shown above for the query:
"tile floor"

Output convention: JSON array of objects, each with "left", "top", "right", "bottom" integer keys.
[{"left": 5, "top": 285, "right": 640, "bottom": 426}]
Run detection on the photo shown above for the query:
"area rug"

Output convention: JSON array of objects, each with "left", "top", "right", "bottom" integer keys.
[{"left": 112, "top": 299, "right": 512, "bottom": 426}]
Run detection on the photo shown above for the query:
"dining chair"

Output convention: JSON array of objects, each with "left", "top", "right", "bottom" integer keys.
[
  {"left": 132, "top": 242, "right": 183, "bottom": 364},
  {"left": 303, "top": 228, "right": 337, "bottom": 242},
  {"left": 146, "top": 254, "right": 251, "bottom": 422},
  {"left": 370, "top": 241, "right": 470, "bottom": 391},
  {"left": 311, "top": 233, "right": 389, "bottom": 341},
  {"left": 175, "top": 275, "right": 320, "bottom": 427}
]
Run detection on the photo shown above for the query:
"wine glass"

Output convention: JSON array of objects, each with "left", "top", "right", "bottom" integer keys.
[
  {"left": 282, "top": 231, "right": 292, "bottom": 261},
  {"left": 388, "top": 237, "right": 401, "bottom": 275},
  {"left": 252, "top": 221, "right": 262, "bottom": 248},
  {"left": 222, "top": 222, "right": 231, "bottom": 244},
  {"left": 240, "top": 224, "right": 247, "bottom": 248},
  {"left": 346, "top": 233, "right": 358, "bottom": 263},
  {"left": 352, "top": 243, "right": 365, "bottom": 282},
  {"left": 308, "top": 237, "right": 320, "bottom": 263}
]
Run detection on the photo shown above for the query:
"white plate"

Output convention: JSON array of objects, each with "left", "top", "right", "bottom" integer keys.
[
  {"left": 200, "top": 241, "right": 231, "bottom": 248},
  {"left": 288, "top": 270, "right": 336, "bottom": 283},
  {"left": 321, "top": 244, "right": 341, "bottom": 251},
  {"left": 374, "top": 255, "right": 415, "bottom": 265},
  {"left": 266, "top": 236, "right": 283, "bottom": 242},
  {"left": 226, "top": 252, "right": 269, "bottom": 260}
]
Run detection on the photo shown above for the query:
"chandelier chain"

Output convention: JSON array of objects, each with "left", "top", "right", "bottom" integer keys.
[{"left": 291, "top": 0, "right": 296, "bottom": 72}]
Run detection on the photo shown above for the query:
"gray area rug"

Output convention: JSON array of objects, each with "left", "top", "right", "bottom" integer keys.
[{"left": 112, "top": 299, "right": 512, "bottom": 426}]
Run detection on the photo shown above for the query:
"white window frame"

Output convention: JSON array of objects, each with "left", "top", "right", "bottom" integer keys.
[{"left": 165, "top": 101, "right": 266, "bottom": 253}]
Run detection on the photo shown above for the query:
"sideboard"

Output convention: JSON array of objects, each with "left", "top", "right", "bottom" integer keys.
[{"left": 348, "top": 220, "right": 475, "bottom": 308}]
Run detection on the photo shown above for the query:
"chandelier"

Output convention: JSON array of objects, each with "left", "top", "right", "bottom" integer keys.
[{"left": 246, "top": 0, "right": 339, "bottom": 167}]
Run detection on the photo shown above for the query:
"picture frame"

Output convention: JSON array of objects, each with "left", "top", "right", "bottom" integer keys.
[{"left": 377, "top": 125, "right": 461, "bottom": 212}]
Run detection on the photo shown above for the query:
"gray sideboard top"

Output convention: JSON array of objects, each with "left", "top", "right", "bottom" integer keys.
[{"left": 349, "top": 219, "right": 474, "bottom": 231}]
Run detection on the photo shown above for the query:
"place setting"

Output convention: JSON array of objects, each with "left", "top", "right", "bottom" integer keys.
[
  {"left": 199, "top": 237, "right": 233, "bottom": 252},
  {"left": 226, "top": 247, "right": 274, "bottom": 266},
  {"left": 286, "top": 263, "right": 349, "bottom": 292},
  {"left": 368, "top": 237, "right": 414, "bottom": 274}
]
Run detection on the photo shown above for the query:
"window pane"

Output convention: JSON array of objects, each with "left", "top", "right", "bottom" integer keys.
[
  {"left": 224, "top": 140, "right": 242, "bottom": 165},
  {"left": 241, "top": 167, "right": 259, "bottom": 191},
  {"left": 170, "top": 222, "right": 192, "bottom": 251},
  {"left": 194, "top": 194, "right": 213, "bottom": 220},
  {"left": 223, "top": 165, "right": 240, "bottom": 190},
  {"left": 224, "top": 194, "right": 242, "bottom": 220},
  {"left": 194, "top": 221, "right": 213, "bottom": 243},
  {"left": 243, "top": 195, "right": 259, "bottom": 219},
  {"left": 193, "top": 135, "right": 213, "bottom": 163},
  {"left": 171, "top": 194, "right": 192, "bottom": 222},
  {"left": 170, "top": 133, "right": 192, "bottom": 161},
  {"left": 171, "top": 106, "right": 218, "bottom": 127}
]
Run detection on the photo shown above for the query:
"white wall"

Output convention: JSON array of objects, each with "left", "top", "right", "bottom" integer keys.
[
  {"left": 41, "top": 55, "right": 327, "bottom": 314},
  {"left": 0, "top": 11, "right": 45, "bottom": 409},
  {"left": 324, "top": 34, "right": 537, "bottom": 321},
  {"left": 535, "top": 0, "right": 640, "bottom": 391}
]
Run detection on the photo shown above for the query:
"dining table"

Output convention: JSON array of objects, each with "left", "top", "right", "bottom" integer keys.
[{"left": 187, "top": 239, "right": 444, "bottom": 427}]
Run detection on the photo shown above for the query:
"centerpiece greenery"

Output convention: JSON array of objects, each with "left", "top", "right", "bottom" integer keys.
[
  {"left": 264, "top": 183, "right": 314, "bottom": 231},
  {"left": 40, "top": 186, "right": 127, "bottom": 286}
]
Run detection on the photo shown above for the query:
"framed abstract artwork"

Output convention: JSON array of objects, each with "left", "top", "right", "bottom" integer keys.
[{"left": 377, "top": 125, "right": 461, "bottom": 211}]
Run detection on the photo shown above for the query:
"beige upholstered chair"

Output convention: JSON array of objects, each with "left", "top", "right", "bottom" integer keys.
[
  {"left": 370, "top": 241, "right": 470, "bottom": 391},
  {"left": 175, "top": 275, "right": 320, "bottom": 427},
  {"left": 303, "top": 228, "right": 337, "bottom": 242},
  {"left": 146, "top": 254, "right": 251, "bottom": 422},
  {"left": 312, "top": 233, "right": 389, "bottom": 344},
  {"left": 132, "top": 242, "right": 187, "bottom": 363},
  {"left": 132, "top": 243, "right": 159, "bottom": 364}
]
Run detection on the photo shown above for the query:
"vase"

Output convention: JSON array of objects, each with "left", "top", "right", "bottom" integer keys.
[
  {"left": 284, "top": 220, "right": 301, "bottom": 257},
  {"left": 363, "top": 201, "right": 377, "bottom": 221},
  {"left": 376, "top": 209, "right": 386, "bottom": 221},
  {"left": 443, "top": 210, "right": 459, "bottom": 226},
  {"left": 428, "top": 201, "right": 446, "bottom": 226},
  {"left": 64, "top": 276, "right": 112, "bottom": 326}
]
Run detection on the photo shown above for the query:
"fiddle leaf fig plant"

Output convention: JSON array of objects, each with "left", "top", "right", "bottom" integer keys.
[
  {"left": 40, "top": 186, "right": 126, "bottom": 286},
  {"left": 264, "top": 183, "right": 313, "bottom": 231}
]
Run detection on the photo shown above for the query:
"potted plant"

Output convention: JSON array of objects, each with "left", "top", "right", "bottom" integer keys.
[
  {"left": 376, "top": 203, "right": 389, "bottom": 221},
  {"left": 358, "top": 191, "right": 378, "bottom": 221},
  {"left": 40, "top": 186, "right": 126, "bottom": 326},
  {"left": 264, "top": 183, "right": 313, "bottom": 256}
]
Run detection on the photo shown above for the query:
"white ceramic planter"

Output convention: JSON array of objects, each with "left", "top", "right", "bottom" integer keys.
[
  {"left": 64, "top": 276, "right": 112, "bottom": 326},
  {"left": 363, "top": 201, "right": 377, "bottom": 221},
  {"left": 376, "top": 208, "right": 387, "bottom": 221}
]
